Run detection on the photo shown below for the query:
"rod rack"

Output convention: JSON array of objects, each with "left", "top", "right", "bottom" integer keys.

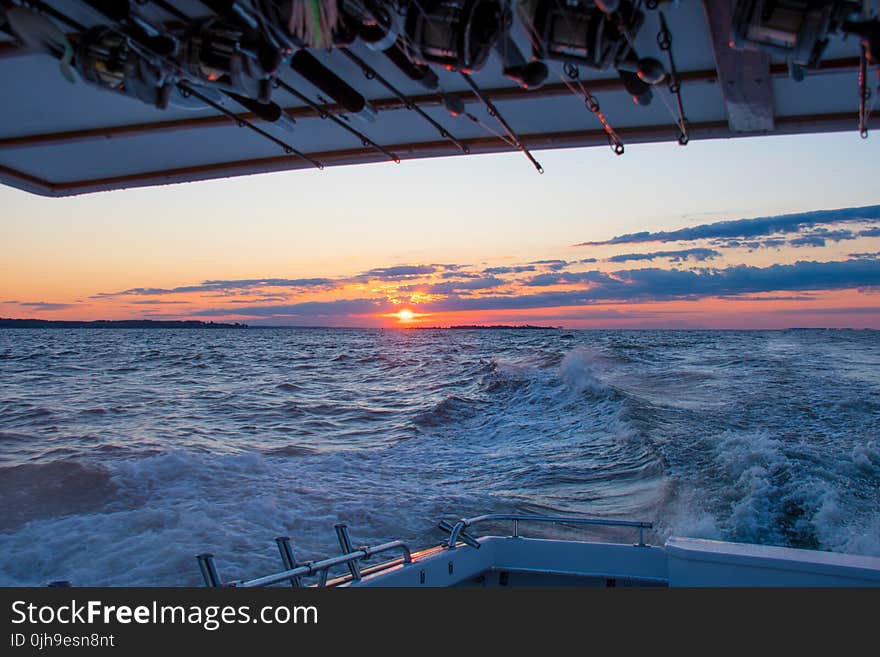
[{"left": 196, "top": 525, "right": 412, "bottom": 588}]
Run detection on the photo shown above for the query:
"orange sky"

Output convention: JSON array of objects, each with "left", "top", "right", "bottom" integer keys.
[
  {"left": 3, "top": 228, "right": 878, "bottom": 328},
  {"left": 2, "top": 137, "right": 879, "bottom": 329}
]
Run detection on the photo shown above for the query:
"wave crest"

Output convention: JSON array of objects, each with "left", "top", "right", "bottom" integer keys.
[{"left": 0, "top": 460, "right": 115, "bottom": 530}]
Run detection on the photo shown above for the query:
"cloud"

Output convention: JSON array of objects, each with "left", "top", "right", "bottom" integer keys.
[
  {"left": 8, "top": 301, "right": 76, "bottom": 311},
  {"left": 98, "top": 257, "right": 880, "bottom": 323},
  {"left": 483, "top": 265, "right": 537, "bottom": 275},
  {"left": 717, "top": 295, "right": 816, "bottom": 302},
  {"left": 203, "top": 278, "right": 333, "bottom": 289},
  {"left": 94, "top": 278, "right": 334, "bottom": 298},
  {"left": 789, "top": 229, "right": 861, "bottom": 247},
  {"left": 529, "top": 259, "right": 569, "bottom": 271},
  {"left": 849, "top": 252, "right": 880, "bottom": 260},
  {"left": 860, "top": 227, "right": 880, "bottom": 237},
  {"left": 426, "top": 259, "right": 880, "bottom": 312},
  {"left": 789, "top": 235, "right": 828, "bottom": 248},
  {"left": 775, "top": 306, "right": 880, "bottom": 315},
  {"left": 713, "top": 238, "right": 787, "bottom": 249},
  {"left": 358, "top": 264, "right": 455, "bottom": 280},
  {"left": 607, "top": 248, "right": 720, "bottom": 263},
  {"left": 577, "top": 205, "right": 880, "bottom": 246},
  {"left": 225, "top": 296, "right": 289, "bottom": 303},
  {"left": 523, "top": 271, "right": 614, "bottom": 287},
  {"left": 191, "top": 298, "right": 388, "bottom": 318},
  {"left": 401, "top": 277, "right": 506, "bottom": 295},
  {"left": 440, "top": 270, "right": 479, "bottom": 279}
]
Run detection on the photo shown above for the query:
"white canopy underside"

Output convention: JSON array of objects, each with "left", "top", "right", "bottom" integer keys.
[{"left": 0, "top": 0, "right": 875, "bottom": 197}]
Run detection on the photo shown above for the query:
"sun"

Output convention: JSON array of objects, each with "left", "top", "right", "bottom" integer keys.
[{"left": 396, "top": 309, "right": 416, "bottom": 323}]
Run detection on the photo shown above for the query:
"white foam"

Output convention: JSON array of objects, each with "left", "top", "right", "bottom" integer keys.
[{"left": 557, "top": 348, "right": 614, "bottom": 397}]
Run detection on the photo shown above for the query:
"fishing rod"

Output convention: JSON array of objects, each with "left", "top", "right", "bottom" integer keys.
[
  {"left": 657, "top": 11, "right": 689, "bottom": 145},
  {"left": 152, "top": 0, "right": 400, "bottom": 163},
  {"left": 148, "top": 0, "right": 189, "bottom": 23},
  {"left": 338, "top": 47, "right": 470, "bottom": 154},
  {"left": 288, "top": 48, "right": 377, "bottom": 121},
  {"left": 179, "top": 82, "right": 323, "bottom": 168},
  {"left": 459, "top": 71, "right": 543, "bottom": 173},
  {"left": 562, "top": 62, "right": 625, "bottom": 156},
  {"left": 859, "top": 43, "right": 871, "bottom": 139},
  {"left": 439, "top": 92, "right": 515, "bottom": 148},
  {"left": 274, "top": 77, "right": 400, "bottom": 163},
  {"left": 381, "top": 0, "right": 539, "bottom": 166},
  {"left": 17, "top": 0, "right": 86, "bottom": 31},
  {"left": 518, "top": 1, "right": 628, "bottom": 155},
  {"left": 57, "top": 0, "right": 324, "bottom": 166},
  {"left": 210, "top": 0, "right": 454, "bottom": 152}
]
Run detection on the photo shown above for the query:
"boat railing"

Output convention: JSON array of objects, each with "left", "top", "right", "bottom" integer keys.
[
  {"left": 196, "top": 513, "right": 654, "bottom": 587},
  {"left": 439, "top": 513, "right": 654, "bottom": 548},
  {"left": 196, "top": 524, "right": 412, "bottom": 588}
]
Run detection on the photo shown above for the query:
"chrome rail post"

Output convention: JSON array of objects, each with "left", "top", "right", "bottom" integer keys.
[
  {"left": 439, "top": 520, "right": 481, "bottom": 549},
  {"left": 334, "top": 524, "right": 361, "bottom": 581},
  {"left": 362, "top": 540, "right": 413, "bottom": 565},
  {"left": 447, "top": 520, "right": 465, "bottom": 549},
  {"left": 275, "top": 536, "right": 302, "bottom": 588},
  {"left": 196, "top": 553, "right": 223, "bottom": 588},
  {"left": 440, "top": 514, "right": 653, "bottom": 548}
]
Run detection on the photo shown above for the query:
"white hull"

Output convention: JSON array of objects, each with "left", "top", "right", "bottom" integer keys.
[
  {"left": 197, "top": 513, "right": 880, "bottom": 588},
  {"left": 351, "top": 536, "right": 880, "bottom": 587}
]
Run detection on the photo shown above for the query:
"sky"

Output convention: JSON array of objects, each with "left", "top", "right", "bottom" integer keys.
[{"left": 1, "top": 131, "right": 879, "bottom": 329}]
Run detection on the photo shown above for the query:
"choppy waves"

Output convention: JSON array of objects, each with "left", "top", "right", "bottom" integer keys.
[{"left": 0, "top": 328, "right": 878, "bottom": 585}]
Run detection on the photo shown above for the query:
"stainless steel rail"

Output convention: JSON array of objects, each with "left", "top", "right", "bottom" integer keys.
[
  {"left": 197, "top": 537, "right": 412, "bottom": 588},
  {"left": 442, "top": 513, "right": 654, "bottom": 548},
  {"left": 198, "top": 514, "right": 652, "bottom": 586}
]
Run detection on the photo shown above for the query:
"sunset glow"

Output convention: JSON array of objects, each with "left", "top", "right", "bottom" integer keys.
[{"left": 1, "top": 135, "right": 879, "bottom": 330}]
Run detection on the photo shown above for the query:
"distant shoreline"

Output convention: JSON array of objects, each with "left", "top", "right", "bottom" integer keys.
[
  {"left": 0, "top": 319, "right": 873, "bottom": 331},
  {"left": 0, "top": 319, "right": 248, "bottom": 329}
]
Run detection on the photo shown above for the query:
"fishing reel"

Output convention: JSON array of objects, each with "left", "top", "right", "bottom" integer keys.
[
  {"left": 403, "top": 0, "right": 504, "bottom": 73},
  {"left": 80, "top": 0, "right": 178, "bottom": 57},
  {"left": 342, "top": 0, "right": 442, "bottom": 89},
  {"left": 344, "top": 0, "right": 402, "bottom": 50},
  {"left": 75, "top": 25, "right": 175, "bottom": 109},
  {"left": 529, "top": 0, "right": 643, "bottom": 71},
  {"left": 731, "top": 0, "right": 879, "bottom": 79},
  {"left": 179, "top": 16, "right": 282, "bottom": 103}
]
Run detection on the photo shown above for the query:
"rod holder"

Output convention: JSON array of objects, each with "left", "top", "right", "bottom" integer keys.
[
  {"left": 334, "top": 524, "right": 361, "bottom": 581},
  {"left": 438, "top": 519, "right": 482, "bottom": 549},
  {"left": 196, "top": 553, "right": 223, "bottom": 588},
  {"left": 275, "top": 536, "right": 302, "bottom": 588}
]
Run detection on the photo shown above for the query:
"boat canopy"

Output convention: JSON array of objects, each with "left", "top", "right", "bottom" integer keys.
[{"left": 0, "top": 0, "right": 876, "bottom": 196}]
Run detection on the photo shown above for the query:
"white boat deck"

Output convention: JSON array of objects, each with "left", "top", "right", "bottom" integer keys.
[
  {"left": 194, "top": 513, "right": 880, "bottom": 588},
  {"left": 348, "top": 536, "right": 880, "bottom": 587}
]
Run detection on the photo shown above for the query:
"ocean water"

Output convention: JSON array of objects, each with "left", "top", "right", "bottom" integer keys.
[{"left": 0, "top": 328, "right": 878, "bottom": 586}]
